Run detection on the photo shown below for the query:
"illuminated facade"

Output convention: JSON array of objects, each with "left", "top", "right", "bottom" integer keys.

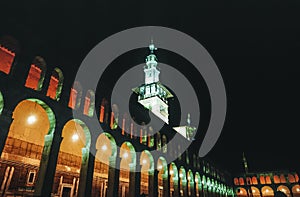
[
  {"left": 233, "top": 171, "right": 300, "bottom": 197},
  {"left": 0, "top": 35, "right": 234, "bottom": 197}
]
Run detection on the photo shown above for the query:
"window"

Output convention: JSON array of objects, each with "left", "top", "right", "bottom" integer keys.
[
  {"left": 25, "top": 56, "right": 46, "bottom": 91},
  {"left": 27, "top": 170, "right": 36, "bottom": 185}
]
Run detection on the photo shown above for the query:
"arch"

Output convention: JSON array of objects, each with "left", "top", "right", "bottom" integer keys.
[
  {"left": 0, "top": 91, "right": 3, "bottom": 115},
  {"left": 251, "top": 186, "right": 261, "bottom": 197},
  {"left": 157, "top": 132, "right": 162, "bottom": 151},
  {"left": 83, "top": 90, "right": 95, "bottom": 117},
  {"left": 99, "top": 98, "right": 108, "bottom": 123},
  {"left": 169, "top": 162, "right": 179, "bottom": 196},
  {"left": 46, "top": 67, "right": 64, "bottom": 100},
  {"left": 277, "top": 185, "right": 291, "bottom": 197},
  {"left": 202, "top": 175, "right": 207, "bottom": 189},
  {"left": 92, "top": 132, "right": 117, "bottom": 197},
  {"left": 68, "top": 81, "right": 83, "bottom": 109},
  {"left": 25, "top": 56, "right": 47, "bottom": 91},
  {"left": 260, "top": 176, "right": 266, "bottom": 184},
  {"left": 265, "top": 176, "right": 272, "bottom": 184},
  {"left": 95, "top": 132, "right": 117, "bottom": 164},
  {"left": 236, "top": 187, "right": 247, "bottom": 197},
  {"left": 179, "top": 167, "right": 187, "bottom": 196},
  {"left": 1, "top": 99, "right": 55, "bottom": 195},
  {"left": 274, "top": 175, "right": 280, "bottom": 184},
  {"left": 162, "top": 134, "right": 167, "bottom": 153},
  {"left": 120, "top": 141, "right": 136, "bottom": 170},
  {"left": 261, "top": 186, "right": 274, "bottom": 197},
  {"left": 195, "top": 172, "right": 201, "bottom": 197},
  {"left": 53, "top": 119, "right": 91, "bottom": 195},
  {"left": 239, "top": 177, "right": 245, "bottom": 185},
  {"left": 0, "top": 35, "right": 19, "bottom": 74},
  {"left": 234, "top": 177, "right": 239, "bottom": 185},
  {"left": 252, "top": 176, "right": 258, "bottom": 185},
  {"left": 140, "top": 150, "right": 154, "bottom": 195},
  {"left": 110, "top": 103, "right": 118, "bottom": 129},
  {"left": 292, "top": 184, "right": 300, "bottom": 197},
  {"left": 288, "top": 174, "right": 296, "bottom": 183},
  {"left": 279, "top": 174, "right": 286, "bottom": 183},
  {"left": 187, "top": 170, "right": 194, "bottom": 196}
]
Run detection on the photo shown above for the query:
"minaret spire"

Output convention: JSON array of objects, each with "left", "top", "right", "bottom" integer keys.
[{"left": 243, "top": 152, "right": 249, "bottom": 174}]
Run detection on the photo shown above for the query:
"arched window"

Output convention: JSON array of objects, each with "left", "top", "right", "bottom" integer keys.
[
  {"left": 0, "top": 36, "right": 19, "bottom": 74},
  {"left": 288, "top": 174, "right": 296, "bottom": 183},
  {"left": 156, "top": 132, "right": 161, "bottom": 151},
  {"left": 99, "top": 98, "right": 108, "bottom": 123},
  {"left": 239, "top": 178, "right": 245, "bottom": 185},
  {"left": 83, "top": 90, "right": 95, "bottom": 117},
  {"left": 25, "top": 56, "right": 46, "bottom": 91},
  {"left": 46, "top": 68, "right": 63, "bottom": 100},
  {"left": 246, "top": 177, "right": 252, "bottom": 185},
  {"left": 162, "top": 134, "right": 167, "bottom": 153},
  {"left": 265, "top": 176, "right": 272, "bottom": 184},
  {"left": 260, "top": 176, "right": 266, "bottom": 184},
  {"left": 273, "top": 175, "right": 280, "bottom": 184},
  {"left": 280, "top": 174, "right": 286, "bottom": 183},
  {"left": 234, "top": 178, "right": 239, "bottom": 185},
  {"left": 252, "top": 177, "right": 258, "bottom": 185},
  {"left": 68, "top": 81, "right": 82, "bottom": 109}
]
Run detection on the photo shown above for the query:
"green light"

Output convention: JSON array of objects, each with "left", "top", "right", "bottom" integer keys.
[{"left": 0, "top": 92, "right": 3, "bottom": 115}]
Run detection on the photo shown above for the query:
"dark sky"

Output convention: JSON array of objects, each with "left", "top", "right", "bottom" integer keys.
[{"left": 1, "top": 0, "right": 300, "bottom": 175}]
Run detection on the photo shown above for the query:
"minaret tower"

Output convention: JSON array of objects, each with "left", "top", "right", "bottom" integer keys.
[{"left": 133, "top": 42, "right": 173, "bottom": 124}]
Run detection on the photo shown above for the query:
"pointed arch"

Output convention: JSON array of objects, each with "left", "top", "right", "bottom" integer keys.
[
  {"left": 187, "top": 169, "right": 194, "bottom": 196},
  {"left": 277, "top": 185, "right": 291, "bottom": 197},
  {"left": 261, "top": 186, "right": 274, "bottom": 197},
  {"left": 0, "top": 36, "right": 19, "bottom": 74},
  {"left": 292, "top": 184, "right": 300, "bottom": 197},
  {"left": 83, "top": 90, "right": 95, "bottom": 117},
  {"left": 140, "top": 150, "right": 154, "bottom": 196},
  {"left": 195, "top": 172, "right": 201, "bottom": 197},
  {"left": 68, "top": 81, "right": 83, "bottom": 109},
  {"left": 47, "top": 67, "right": 64, "bottom": 100},
  {"left": 25, "top": 56, "right": 47, "bottom": 91}
]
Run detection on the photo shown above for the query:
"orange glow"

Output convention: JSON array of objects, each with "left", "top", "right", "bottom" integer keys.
[
  {"left": 99, "top": 105, "right": 104, "bottom": 123},
  {"left": 122, "top": 118, "right": 125, "bottom": 135},
  {"left": 83, "top": 96, "right": 91, "bottom": 115},
  {"left": 252, "top": 177, "right": 258, "bottom": 185},
  {"left": 68, "top": 88, "right": 78, "bottom": 109},
  {"left": 110, "top": 112, "right": 114, "bottom": 129},
  {"left": 25, "top": 64, "right": 42, "bottom": 90},
  {"left": 0, "top": 46, "right": 15, "bottom": 74},
  {"left": 260, "top": 176, "right": 266, "bottom": 184},
  {"left": 239, "top": 177, "right": 244, "bottom": 185},
  {"left": 234, "top": 178, "right": 239, "bottom": 185},
  {"left": 46, "top": 75, "right": 59, "bottom": 99}
]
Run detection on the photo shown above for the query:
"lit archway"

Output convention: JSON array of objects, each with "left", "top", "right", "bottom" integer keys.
[
  {"left": 277, "top": 185, "right": 291, "bottom": 197},
  {"left": 187, "top": 170, "right": 194, "bottom": 196},
  {"left": 120, "top": 141, "right": 136, "bottom": 197},
  {"left": 157, "top": 157, "right": 168, "bottom": 196},
  {"left": 0, "top": 99, "right": 55, "bottom": 194},
  {"left": 195, "top": 172, "right": 201, "bottom": 197},
  {"left": 53, "top": 119, "right": 91, "bottom": 196},
  {"left": 261, "top": 186, "right": 274, "bottom": 197},
  {"left": 140, "top": 150, "right": 154, "bottom": 196},
  {"left": 169, "top": 162, "right": 179, "bottom": 197},
  {"left": 236, "top": 187, "right": 247, "bottom": 197},
  {"left": 179, "top": 167, "right": 187, "bottom": 197},
  {"left": 292, "top": 184, "right": 300, "bottom": 197},
  {"left": 92, "top": 132, "right": 117, "bottom": 197},
  {"left": 47, "top": 67, "right": 64, "bottom": 100},
  {"left": 0, "top": 91, "right": 3, "bottom": 115},
  {"left": 251, "top": 186, "right": 261, "bottom": 197}
]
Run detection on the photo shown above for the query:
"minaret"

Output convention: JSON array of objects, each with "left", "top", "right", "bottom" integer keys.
[
  {"left": 243, "top": 152, "right": 249, "bottom": 174},
  {"left": 133, "top": 42, "right": 173, "bottom": 124}
]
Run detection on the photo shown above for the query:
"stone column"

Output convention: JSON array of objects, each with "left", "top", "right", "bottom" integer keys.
[
  {"left": 134, "top": 163, "right": 142, "bottom": 197},
  {"left": 128, "top": 163, "right": 137, "bottom": 197},
  {"left": 34, "top": 124, "right": 63, "bottom": 197},
  {"left": 163, "top": 171, "right": 170, "bottom": 197},
  {"left": 107, "top": 156, "right": 120, "bottom": 197},
  {"left": 149, "top": 170, "right": 159, "bottom": 197},
  {"left": 0, "top": 111, "right": 13, "bottom": 155},
  {"left": 77, "top": 151, "right": 95, "bottom": 197}
]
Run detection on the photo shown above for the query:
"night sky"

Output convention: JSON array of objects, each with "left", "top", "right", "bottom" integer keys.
[{"left": 1, "top": 0, "right": 300, "bottom": 175}]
